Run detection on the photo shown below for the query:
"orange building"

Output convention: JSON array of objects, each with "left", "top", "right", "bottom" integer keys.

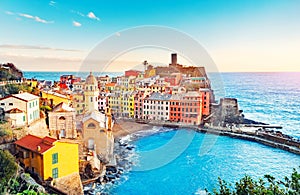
[
  {"left": 181, "top": 91, "right": 202, "bottom": 125},
  {"left": 169, "top": 94, "right": 182, "bottom": 122},
  {"left": 199, "top": 88, "right": 211, "bottom": 116}
]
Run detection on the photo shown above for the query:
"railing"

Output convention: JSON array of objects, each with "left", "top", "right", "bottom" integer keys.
[{"left": 0, "top": 80, "right": 24, "bottom": 86}]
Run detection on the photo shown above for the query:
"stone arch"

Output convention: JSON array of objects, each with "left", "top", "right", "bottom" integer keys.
[{"left": 59, "top": 116, "right": 66, "bottom": 120}]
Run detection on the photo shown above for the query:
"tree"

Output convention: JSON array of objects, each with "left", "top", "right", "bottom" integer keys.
[{"left": 207, "top": 168, "right": 300, "bottom": 195}]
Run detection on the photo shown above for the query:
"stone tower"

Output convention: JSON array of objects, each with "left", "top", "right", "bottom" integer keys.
[{"left": 84, "top": 72, "right": 99, "bottom": 113}]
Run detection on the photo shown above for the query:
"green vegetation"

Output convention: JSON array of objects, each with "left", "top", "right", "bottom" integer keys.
[
  {"left": 0, "top": 121, "right": 13, "bottom": 137},
  {"left": 208, "top": 168, "right": 300, "bottom": 195},
  {"left": 0, "top": 150, "right": 18, "bottom": 188},
  {"left": 4, "top": 83, "right": 33, "bottom": 95},
  {"left": 0, "top": 150, "right": 49, "bottom": 194},
  {"left": 0, "top": 69, "right": 19, "bottom": 81}
]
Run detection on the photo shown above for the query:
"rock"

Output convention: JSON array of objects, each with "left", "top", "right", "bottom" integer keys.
[{"left": 106, "top": 166, "right": 117, "bottom": 173}]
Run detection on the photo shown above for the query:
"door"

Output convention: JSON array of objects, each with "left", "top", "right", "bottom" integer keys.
[{"left": 88, "top": 138, "right": 95, "bottom": 150}]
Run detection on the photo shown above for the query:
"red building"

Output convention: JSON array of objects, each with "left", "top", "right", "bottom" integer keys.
[
  {"left": 169, "top": 94, "right": 182, "bottom": 122},
  {"left": 59, "top": 75, "right": 81, "bottom": 89},
  {"left": 134, "top": 91, "right": 144, "bottom": 119},
  {"left": 125, "top": 70, "right": 141, "bottom": 77}
]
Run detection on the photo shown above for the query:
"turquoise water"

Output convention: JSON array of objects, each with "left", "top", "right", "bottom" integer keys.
[
  {"left": 111, "top": 128, "right": 300, "bottom": 194},
  {"left": 24, "top": 72, "right": 300, "bottom": 194}
]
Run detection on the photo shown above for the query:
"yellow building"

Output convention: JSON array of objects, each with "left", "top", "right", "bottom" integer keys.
[
  {"left": 123, "top": 91, "right": 135, "bottom": 118},
  {"left": 15, "top": 134, "right": 79, "bottom": 180},
  {"left": 41, "top": 90, "right": 71, "bottom": 106},
  {"left": 25, "top": 79, "right": 38, "bottom": 88}
]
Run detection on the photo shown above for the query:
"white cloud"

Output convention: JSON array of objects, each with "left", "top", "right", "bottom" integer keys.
[
  {"left": 5, "top": 11, "right": 14, "bottom": 15},
  {"left": 19, "top": 13, "right": 34, "bottom": 19},
  {"left": 72, "top": 21, "right": 82, "bottom": 27},
  {"left": 18, "top": 13, "right": 54, "bottom": 24},
  {"left": 115, "top": 32, "right": 121, "bottom": 37},
  {"left": 49, "top": 1, "right": 56, "bottom": 6},
  {"left": 87, "top": 12, "right": 100, "bottom": 21},
  {"left": 70, "top": 10, "right": 85, "bottom": 17}
]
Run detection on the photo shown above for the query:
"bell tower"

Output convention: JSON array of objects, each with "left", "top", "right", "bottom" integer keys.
[{"left": 84, "top": 72, "right": 99, "bottom": 112}]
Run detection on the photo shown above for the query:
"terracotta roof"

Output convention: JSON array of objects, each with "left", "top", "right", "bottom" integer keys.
[
  {"left": 52, "top": 102, "right": 74, "bottom": 112},
  {"left": 105, "top": 83, "right": 116, "bottom": 87},
  {"left": 5, "top": 108, "right": 23, "bottom": 114},
  {"left": 15, "top": 134, "right": 57, "bottom": 154}
]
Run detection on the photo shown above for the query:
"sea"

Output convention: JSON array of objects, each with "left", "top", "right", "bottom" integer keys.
[{"left": 24, "top": 71, "right": 300, "bottom": 194}]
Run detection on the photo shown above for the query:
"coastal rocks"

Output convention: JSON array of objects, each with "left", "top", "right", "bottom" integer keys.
[{"left": 84, "top": 137, "right": 136, "bottom": 194}]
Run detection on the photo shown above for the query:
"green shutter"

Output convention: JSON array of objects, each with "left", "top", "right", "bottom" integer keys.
[
  {"left": 52, "top": 168, "right": 58, "bottom": 179},
  {"left": 52, "top": 153, "right": 58, "bottom": 164}
]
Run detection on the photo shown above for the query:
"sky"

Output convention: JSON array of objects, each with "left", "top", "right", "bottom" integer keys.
[{"left": 0, "top": 0, "right": 300, "bottom": 72}]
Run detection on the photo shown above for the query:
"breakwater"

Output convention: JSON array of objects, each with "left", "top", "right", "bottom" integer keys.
[{"left": 147, "top": 120, "right": 300, "bottom": 155}]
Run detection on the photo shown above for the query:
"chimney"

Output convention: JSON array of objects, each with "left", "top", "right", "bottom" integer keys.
[
  {"left": 37, "top": 145, "right": 41, "bottom": 152},
  {"left": 171, "top": 53, "right": 177, "bottom": 66}
]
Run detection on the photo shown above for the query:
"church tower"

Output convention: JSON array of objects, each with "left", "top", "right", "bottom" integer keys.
[{"left": 84, "top": 72, "right": 99, "bottom": 113}]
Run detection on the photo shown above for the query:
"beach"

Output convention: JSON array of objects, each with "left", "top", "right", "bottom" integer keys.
[{"left": 112, "top": 119, "right": 152, "bottom": 138}]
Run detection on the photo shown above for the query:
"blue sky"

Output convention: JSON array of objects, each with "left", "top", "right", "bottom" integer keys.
[{"left": 0, "top": 0, "right": 300, "bottom": 72}]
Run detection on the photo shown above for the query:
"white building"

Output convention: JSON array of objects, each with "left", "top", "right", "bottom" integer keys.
[
  {"left": 143, "top": 92, "right": 171, "bottom": 121},
  {"left": 98, "top": 91, "right": 107, "bottom": 111},
  {"left": 0, "top": 92, "right": 40, "bottom": 126},
  {"left": 5, "top": 108, "right": 26, "bottom": 127}
]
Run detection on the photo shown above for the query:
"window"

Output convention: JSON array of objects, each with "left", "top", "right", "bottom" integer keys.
[
  {"left": 52, "top": 153, "right": 58, "bottom": 164},
  {"left": 31, "top": 152, "right": 34, "bottom": 158},
  {"left": 87, "top": 123, "right": 96, "bottom": 128},
  {"left": 29, "top": 103, "right": 31, "bottom": 108},
  {"left": 23, "top": 116, "right": 26, "bottom": 122},
  {"left": 0, "top": 103, "right": 4, "bottom": 106},
  {"left": 90, "top": 97, "right": 93, "bottom": 102},
  {"left": 23, "top": 151, "right": 29, "bottom": 158},
  {"left": 9, "top": 103, "right": 13, "bottom": 106},
  {"left": 52, "top": 168, "right": 58, "bottom": 179}
]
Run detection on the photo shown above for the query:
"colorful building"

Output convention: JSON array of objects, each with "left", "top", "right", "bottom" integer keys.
[
  {"left": 59, "top": 75, "right": 81, "bottom": 90},
  {"left": 82, "top": 111, "right": 114, "bottom": 162},
  {"left": 181, "top": 91, "right": 202, "bottom": 125},
  {"left": 48, "top": 102, "right": 77, "bottom": 139},
  {"left": 125, "top": 70, "right": 141, "bottom": 77},
  {"left": 98, "top": 91, "right": 107, "bottom": 111},
  {"left": 199, "top": 88, "right": 211, "bottom": 116},
  {"left": 143, "top": 92, "right": 171, "bottom": 121},
  {"left": 169, "top": 94, "right": 183, "bottom": 122},
  {"left": 0, "top": 92, "right": 40, "bottom": 126},
  {"left": 25, "top": 79, "right": 38, "bottom": 88},
  {"left": 41, "top": 90, "right": 71, "bottom": 107},
  {"left": 84, "top": 72, "right": 99, "bottom": 113},
  {"left": 15, "top": 134, "right": 79, "bottom": 180},
  {"left": 105, "top": 83, "right": 116, "bottom": 92}
]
